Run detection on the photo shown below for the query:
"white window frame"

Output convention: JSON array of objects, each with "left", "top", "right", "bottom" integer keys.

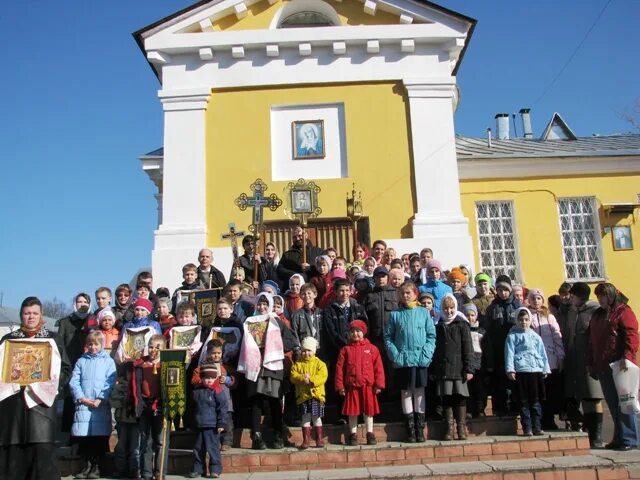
[
  {"left": 475, "top": 200, "right": 522, "bottom": 282},
  {"left": 557, "top": 196, "right": 605, "bottom": 282}
]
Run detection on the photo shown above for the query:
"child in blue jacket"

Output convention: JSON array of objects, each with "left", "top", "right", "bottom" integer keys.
[
  {"left": 505, "top": 307, "right": 551, "bottom": 436},
  {"left": 69, "top": 330, "right": 117, "bottom": 479},
  {"left": 189, "top": 363, "right": 229, "bottom": 478}
]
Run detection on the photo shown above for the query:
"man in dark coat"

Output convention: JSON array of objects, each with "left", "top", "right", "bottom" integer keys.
[
  {"left": 277, "top": 226, "right": 323, "bottom": 287},
  {"left": 236, "top": 235, "right": 279, "bottom": 288},
  {"left": 482, "top": 274, "right": 521, "bottom": 416},
  {"left": 197, "top": 248, "right": 227, "bottom": 298}
]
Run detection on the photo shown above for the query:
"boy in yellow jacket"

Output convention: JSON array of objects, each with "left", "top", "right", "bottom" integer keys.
[{"left": 290, "top": 337, "right": 328, "bottom": 449}]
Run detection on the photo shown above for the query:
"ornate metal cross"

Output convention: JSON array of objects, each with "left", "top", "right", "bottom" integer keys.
[
  {"left": 220, "top": 223, "right": 245, "bottom": 266},
  {"left": 234, "top": 178, "right": 282, "bottom": 234}
]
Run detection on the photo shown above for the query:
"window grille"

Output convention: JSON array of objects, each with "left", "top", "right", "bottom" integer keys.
[
  {"left": 558, "top": 197, "right": 604, "bottom": 281},
  {"left": 475, "top": 201, "right": 520, "bottom": 281}
]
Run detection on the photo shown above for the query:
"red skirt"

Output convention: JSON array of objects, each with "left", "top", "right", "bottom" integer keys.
[{"left": 341, "top": 385, "right": 380, "bottom": 416}]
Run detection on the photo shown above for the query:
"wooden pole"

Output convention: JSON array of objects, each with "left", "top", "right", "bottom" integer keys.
[
  {"left": 253, "top": 231, "right": 261, "bottom": 284},
  {"left": 158, "top": 416, "right": 168, "bottom": 478}
]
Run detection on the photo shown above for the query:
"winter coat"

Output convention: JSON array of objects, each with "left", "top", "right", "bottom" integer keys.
[
  {"left": 588, "top": 303, "right": 639, "bottom": 374},
  {"left": 0, "top": 328, "right": 69, "bottom": 446},
  {"left": 505, "top": 327, "right": 551, "bottom": 374},
  {"left": 192, "top": 386, "right": 228, "bottom": 430},
  {"left": 469, "top": 324, "right": 486, "bottom": 372},
  {"left": 323, "top": 299, "right": 368, "bottom": 356},
  {"left": 364, "top": 286, "right": 399, "bottom": 343},
  {"left": 277, "top": 242, "right": 323, "bottom": 286},
  {"left": 197, "top": 265, "right": 226, "bottom": 293},
  {"left": 431, "top": 316, "right": 474, "bottom": 380},
  {"left": 482, "top": 293, "right": 521, "bottom": 371},
  {"left": 335, "top": 339, "right": 385, "bottom": 391},
  {"left": 121, "top": 316, "right": 162, "bottom": 336},
  {"left": 384, "top": 306, "right": 436, "bottom": 369},
  {"left": 237, "top": 254, "right": 278, "bottom": 285},
  {"left": 290, "top": 355, "right": 328, "bottom": 404},
  {"left": 418, "top": 280, "right": 452, "bottom": 315},
  {"left": 111, "top": 364, "right": 137, "bottom": 424},
  {"left": 471, "top": 293, "right": 494, "bottom": 323},
  {"left": 529, "top": 310, "right": 565, "bottom": 370},
  {"left": 291, "top": 307, "right": 323, "bottom": 350},
  {"left": 69, "top": 349, "right": 117, "bottom": 436},
  {"left": 57, "top": 313, "right": 89, "bottom": 368},
  {"left": 563, "top": 301, "right": 602, "bottom": 400}
]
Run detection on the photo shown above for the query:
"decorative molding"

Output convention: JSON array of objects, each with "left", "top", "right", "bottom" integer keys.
[
  {"left": 366, "top": 40, "right": 380, "bottom": 53},
  {"left": 147, "top": 51, "right": 170, "bottom": 65},
  {"left": 199, "top": 48, "right": 214, "bottom": 61},
  {"left": 458, "top": 156, "right": 640, "bottom": 180},
  {"left": 234, "top": 2, "right": 248, "bottom": 19},
  {"left": 401, "top": 39, "right": 415, "bottom": 53},
  {"left": 364, "top": 0, "right": 377, "bottom": 15},
  {"left": 266, "top": 44, "right": 279, "bottom": 57},
  {"left": 158, "top": 87, "right": 211, "bottom": 111},
  {"left": 231, "top": 45, "right": 245, "bottom": 58},
  {"left": 299, "top": 43, "right": 312, "bottom": 56},
  {"left": 403, "top": 78, "right": 457, "bottom": 99},
  {"left": 333, "top": 41, "right": 346, "bottom": 55},
  {"left": 199, "top": 18, "right": 214, "bottom": 32},
  {"left": 399, "top": 14, "right": 413, "bottom": 24}
]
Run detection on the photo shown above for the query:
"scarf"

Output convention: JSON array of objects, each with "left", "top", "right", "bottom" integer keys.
[
  {"left": 238, "top": 314, "right": 284, "bottom": 382},
  {"left": 403, "top": 300, "right": 420, "bottom": 309},
  {"left": 12, "top": 323, "right": 49, "bottom": 339}
]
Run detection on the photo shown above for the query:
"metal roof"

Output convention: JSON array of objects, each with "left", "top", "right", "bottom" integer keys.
[{"left": 455, "top": 134, "right": 640, "bottom": 160}]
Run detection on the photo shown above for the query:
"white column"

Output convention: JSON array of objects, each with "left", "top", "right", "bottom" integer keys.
[
  {"left": 151, "top": 87, "right": 211, "bottom": 291},
  {"left": 402, "top": 77, "right": 474, "bottom": 269}
]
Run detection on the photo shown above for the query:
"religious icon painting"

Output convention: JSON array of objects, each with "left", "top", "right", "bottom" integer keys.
[
  {"left": 612, "top": 225, "right": 633, "bottom": 251},
  {"left": 292, "top": 120, "right": 325, "bottom": 160},
  {"left": 291, "top": 188, "right": 314, "bottom": 214},
  {"left": 2, "top": 340, "right": 52, "bottom": 385},
  {"left": 194, "top": 290, "right": 218, "bottom": 325},
  {"left": 124, "top": 328, "right": 151, "bottom": 361},
  {"left": 169, "top": 325, "right": 201, "bottom": 349},
  {"left": 247, "top": 320, "right": 269, "bottom": 348},
  {"left": 166, "top": 367, "right": 181, "bottom": 386}
]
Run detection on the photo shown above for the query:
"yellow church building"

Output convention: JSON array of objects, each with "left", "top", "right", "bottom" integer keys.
[{"left": 135, "top": 0, "right": 640, "bottom": 310}]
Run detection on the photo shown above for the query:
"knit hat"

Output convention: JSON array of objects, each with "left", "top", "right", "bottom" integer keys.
[
  {"left": 474, "top": 272, "right": 492, "bottom": 285},
  {"left": 373, "top": 266, "right": 389, "bottom": 277},
  {"left": 134, "top": 298, "right": 153, "bottom": 314},
  {"left": 527, "top": 288, "right": 545, "bottom": 301},
  {"left": 447, "top": 268, "right": 466, "bottom": 284},
  {"left": 495, "top": 275, "right": 512, "bottom": 291},
  {"left": 426, "top": 259, "right": 442, "bottom": 272},
  {"left": 261, "top": 280, "right": 280, "bottom": 295},
  {"left": 349, "top": 320, "right": 368, "bottom": 336},
  {"left": 97, "top": 308, "right": 116, "bottom": 323},
  {"left": 419, "top": 291, "right": 435, "bottom": 302},
  {"left": 461, "top": 303, "right": 478, "bottom": 316},
  {"left": 200, "top": 363, "right": 219, "bottom": 379},
  {"left": 569, "top": 282, "right": 591, "bottom": 300},
  {"left": 157, "top": 296, "right": 172, "bottom": 312},
  {"left": 315, "top": 255, "right": 333, "bottom": 269},
  {"left": 301, "top": 336, "right": 318, "bottom": 353}
]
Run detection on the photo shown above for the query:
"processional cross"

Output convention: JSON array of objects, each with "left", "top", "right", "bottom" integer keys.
[
  {"left": 234, "top": 178, "right": 282, "bottom": 281},
  {"left": 220, "top": 223, "right": 245, "bottom": 267}
]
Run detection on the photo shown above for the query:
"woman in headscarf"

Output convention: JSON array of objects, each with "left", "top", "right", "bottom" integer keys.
[
  {"left": 0, "top": 296, "right": 70, "bottom": 480},
  {"left": 588, "top": 283, "right": 639, "bottom": 451}
]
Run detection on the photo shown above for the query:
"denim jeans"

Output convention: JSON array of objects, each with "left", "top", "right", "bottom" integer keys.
[
  {"left": 114, "top": 421, "right": 141, "bottom": 475},
  {"left": 139, "top": 409, "right": 169, "bottom": 478},
  {"left": 192, "top": 429, "right": 222, "bottom": 475},
  {"left": 600, "top": 366, "right": 639, "bottom": 447}
]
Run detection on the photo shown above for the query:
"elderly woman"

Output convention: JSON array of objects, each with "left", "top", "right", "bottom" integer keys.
[
  {"left": 588, "top": 283, "right": 639, "bottom": 451},
  {"left": 0, "top": 296, "right": 70, "bottom": 480}
]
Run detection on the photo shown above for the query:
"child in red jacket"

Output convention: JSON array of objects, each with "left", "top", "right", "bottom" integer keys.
[{"left": 335, "top": 320, "right": 385, "bottom": 446}]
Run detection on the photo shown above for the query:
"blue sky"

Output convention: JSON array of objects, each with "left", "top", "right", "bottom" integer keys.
[{"left": 0, "top": 1, "right": 637, "bottom": 310}]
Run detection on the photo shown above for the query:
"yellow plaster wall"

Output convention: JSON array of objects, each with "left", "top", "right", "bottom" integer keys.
[
  {"left": 204, "top": 82, "right": 413, "bottom": 248},
  {"left": 460, "top": 174, "right": 640, "bottom": 312},
  {"left": 211, "top": 0, "right": 401, "bottom": 31}
]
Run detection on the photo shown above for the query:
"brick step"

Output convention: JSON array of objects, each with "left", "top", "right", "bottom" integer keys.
[
  {"left": 171, "top": 416, "right": 519, "bottom": 450},
  {"left": 57, "top": 430, "right": 590, "bottom": 476}
]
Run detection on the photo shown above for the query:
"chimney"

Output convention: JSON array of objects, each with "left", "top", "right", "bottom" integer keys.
[
  {"left": 495, "top": 113, "right": 509, "bottom": 140},
  {"left": 519, "top": 108, "right": 533, "bottom": 139}
]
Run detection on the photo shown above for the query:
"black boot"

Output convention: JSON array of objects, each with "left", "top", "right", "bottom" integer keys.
[
  {"left": 585, "top": 412, "right": 605, "bottom": 449},
  {"left": 404, "top": 413, "right": 416, "bottom": 443},
  {"left": 251, "top": 431, "right": 266, "bottom": 450},
  {"left": 271, "top": 430, "right": 284, "bottom": 449},
  {"left": 74, "top": 461, "right": 92, "bottom": 479},
  {"left": 443, "top": 407, "right": 454, "bottom": 441},
  {"left": 455, "top": 405, "right": 467, "bottom": 440},
  {"left": 415, "top": 413, "right": 426, "bottom": 443}
]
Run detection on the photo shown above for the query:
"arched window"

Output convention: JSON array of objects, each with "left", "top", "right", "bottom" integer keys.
[
  {"left": 272, "top": 0, "right": 341, "bottom": 29},
  {"left": 280, "top": 11, "right": 335, "bottom": 28}
]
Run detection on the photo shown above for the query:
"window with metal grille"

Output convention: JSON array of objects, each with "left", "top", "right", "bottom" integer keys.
[
  {"left": 558, "top": 197, "right": 604, "bottom": 281},
  {"left": 475, "top": 201, "right": 520, "bottom": 281}
]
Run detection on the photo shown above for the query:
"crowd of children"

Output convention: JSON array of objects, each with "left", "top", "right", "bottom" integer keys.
[{"left": 54, "top": 238, "right": 639, "bottom": 480}]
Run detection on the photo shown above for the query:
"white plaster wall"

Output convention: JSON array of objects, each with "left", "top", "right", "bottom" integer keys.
[{"left": 271, "top": 103, "right": 346, "bottom": 180}]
